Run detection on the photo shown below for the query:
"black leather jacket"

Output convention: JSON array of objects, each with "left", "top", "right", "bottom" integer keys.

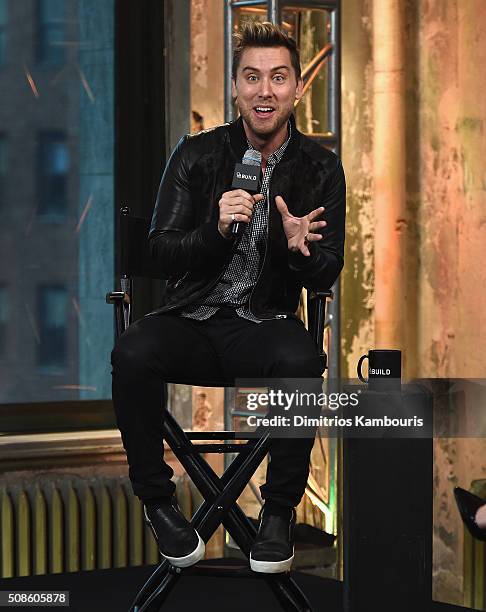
[{"left": 148, "top": 114, "right": 346, "bottom": 320}]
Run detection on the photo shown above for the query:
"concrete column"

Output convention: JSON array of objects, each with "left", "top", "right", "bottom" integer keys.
[
  {"left": 165, "top": 0, "right": 191, "bottom": 152},
  {"left": 372, "top": 0, "right": 406, "bottom": 351}
]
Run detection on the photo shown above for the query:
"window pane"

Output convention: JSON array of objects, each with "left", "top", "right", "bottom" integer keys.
[
  {"left": 39, "top": 0, "right": 65, "bottom": 22},
  {"left": 0, "top": 284, "right": 7, "bottom": 356},
  {"left": 0, "top": 0, "right": 6, "bottom": 24},
  {"left": 0, "top": 134, "right": 5, "bottom": 171},
  {"left": 0, "top": 0, "right": 114, "bottom": 403},
  {"left": 0, "top": 0, "right": 6, "bottom": 65},
  {"left": 37, "top": 0, "right": 66, "bottom": 63},
  {"left": 37, "top": 285, "right": 67, "bottom": 370},
  {"left": 0, "top": 134, "right": 5, "bottom": 208},
  {"left": 38, "top": 132, "right": 69, "bottom": 218}
]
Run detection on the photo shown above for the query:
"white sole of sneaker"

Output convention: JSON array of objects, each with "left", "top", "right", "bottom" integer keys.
[
  {"left": 163, "top": 531, "right": 205, "bottom": 568},
  {"left": 143, "top": 507, "right": 206, "bottom": 568},
  {"left": 249, "top": 552, "right": 294, "bottom": 574}
]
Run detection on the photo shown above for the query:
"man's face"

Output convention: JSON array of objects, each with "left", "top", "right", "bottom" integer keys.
[{"left": 232, "top": 46, "right": 303, "bottom": 139}]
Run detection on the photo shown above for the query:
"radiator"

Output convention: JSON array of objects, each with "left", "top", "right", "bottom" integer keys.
[{"left": 0, "top": 474, "right": 191, "bottom": 579}]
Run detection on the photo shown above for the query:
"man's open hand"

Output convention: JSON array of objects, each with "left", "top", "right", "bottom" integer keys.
[
  {"left": 274, "top": 195, "right": 327, "bottom": 256},
  {"left": 218, "top": 190, "right": 264, "bottom": 238}
]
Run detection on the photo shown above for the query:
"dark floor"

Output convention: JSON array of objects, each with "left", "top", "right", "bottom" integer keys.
[
  {"left": 1, "top": 563, "right": 479, "bottom": 612},
  {"left": 0, "top": 560, "right": 342, "bottom": 612}
]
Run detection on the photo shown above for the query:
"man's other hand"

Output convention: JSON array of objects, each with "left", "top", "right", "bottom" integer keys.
[
  {"left": 218, "top": 190, "right": 264, "bottom": 238},
  {"left": 274, "top": 195, "right": 327, "bottom": 257}
]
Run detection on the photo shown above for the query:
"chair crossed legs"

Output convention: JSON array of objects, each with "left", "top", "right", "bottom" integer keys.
[{"left": 107, "top": 209, "right": 332, "bottom": 612}]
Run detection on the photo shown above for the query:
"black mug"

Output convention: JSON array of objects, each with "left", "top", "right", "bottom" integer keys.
[{"left": 357, "top": 349, "right": 402, "bottom": 392}]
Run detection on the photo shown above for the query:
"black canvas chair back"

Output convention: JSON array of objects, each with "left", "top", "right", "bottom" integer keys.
[{"left": 107, "top": 208, "right": 332, "bottom": 612}]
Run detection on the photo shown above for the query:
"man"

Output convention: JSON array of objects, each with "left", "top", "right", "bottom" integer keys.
[{"left": 111, "top": 21, "right": 346, "bottom": 573}]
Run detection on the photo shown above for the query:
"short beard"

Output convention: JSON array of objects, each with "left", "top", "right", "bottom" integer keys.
[{"left": 239, "top": 106, "right": 291, "bottom": 140}]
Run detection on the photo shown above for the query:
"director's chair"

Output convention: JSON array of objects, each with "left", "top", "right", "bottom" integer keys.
[{"left": 106, "top": 207, "right": 333, "bottom": 612}]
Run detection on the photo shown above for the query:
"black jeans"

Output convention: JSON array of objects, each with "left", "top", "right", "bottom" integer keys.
[{"left": 111, "top": 307, "right": 324, "bottom": 509}]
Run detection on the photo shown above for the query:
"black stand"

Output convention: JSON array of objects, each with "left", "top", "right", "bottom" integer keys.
[{"left": 343, "top": 384, "right": 433, "bottom": 611}]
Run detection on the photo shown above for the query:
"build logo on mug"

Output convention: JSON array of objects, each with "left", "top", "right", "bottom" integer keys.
[{"left": 357, "top": 349, "right": 402, "bottom": 392}]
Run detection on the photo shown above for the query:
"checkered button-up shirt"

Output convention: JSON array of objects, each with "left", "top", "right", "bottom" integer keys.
[{"left": 179, "top": 123, "right": 291, "bottom": 323}]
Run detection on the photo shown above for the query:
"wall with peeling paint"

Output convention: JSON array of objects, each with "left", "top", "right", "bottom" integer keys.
[
  {"left": 417, "top": 0, "right": 486, "bottom": 379},
  {"left": 418, "top": 1, "right": 486, "bottom": 606},
  {"left": 342, "top": 0, "right": 486, "bottom": 606},
  {"left": 341, "top": 0, "right": 375, "bottom": 379}
]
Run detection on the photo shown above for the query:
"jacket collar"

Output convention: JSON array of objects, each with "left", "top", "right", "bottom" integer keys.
[{"left": 227, "top": 113, "right": 300, "bottom": 163}]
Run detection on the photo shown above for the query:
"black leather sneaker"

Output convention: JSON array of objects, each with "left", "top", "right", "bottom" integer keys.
[
  {"left": 250, "top": 506, "right": 296, "bottom": 573},
  {"left": 143, "top": 497, "right": 205, "bottom": 567},
  {"left": 454, "top": 487, "right": 486, "bottom": 542}
]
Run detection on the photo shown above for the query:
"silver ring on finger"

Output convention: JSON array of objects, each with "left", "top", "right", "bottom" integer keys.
[
  {"left": 231, "top": 213, "right": 235, "bottom": 222},
  {"left": 304, "top": 233, "right": 309, "bottom": 245}
]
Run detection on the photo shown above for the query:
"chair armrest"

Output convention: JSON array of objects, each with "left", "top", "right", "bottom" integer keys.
[
  {"left": 105, "top": 291, "right": 129, "bottom": 304},
  {"left": 106, "top": 291, "right": 131, "bottom": 339},
  {"left": 308, "top": 289, "right": 334, "bottom": 301}
]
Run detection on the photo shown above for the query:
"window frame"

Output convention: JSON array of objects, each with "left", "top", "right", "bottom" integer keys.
[{"left": 0, "top": 0, "right": 166, "bottom": 434}]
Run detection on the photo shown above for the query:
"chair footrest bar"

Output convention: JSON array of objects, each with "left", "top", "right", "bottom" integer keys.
[
  {"left": 183, "top": 563, "right": 279, "bottom": 579},
  {"left": 185, "top": 431, "right": 257, "bottom": 440},
  {"left": 180, "top": 443, "right": 248, "bottom": 454}
]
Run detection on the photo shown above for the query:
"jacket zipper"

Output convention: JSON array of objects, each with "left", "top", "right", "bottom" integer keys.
[
  {"left": 248, "top": 182, "right": 287, "bottom": 321},
  {"left": 172, "top": 271, "right": 189, "bottom": 289}
]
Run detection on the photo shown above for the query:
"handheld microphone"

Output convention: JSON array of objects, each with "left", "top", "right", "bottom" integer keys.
[{"left": 231, "top": 149, "right": 262, "bottom": 235}]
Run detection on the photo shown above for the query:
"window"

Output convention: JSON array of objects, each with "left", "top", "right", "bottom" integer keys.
[
  {"left": 0, "top": 0, "right": 6, "bottom": 67},
  {"left": 0, "top": 284, "right": 7, "bottom": 356},
  {"left": 37, "top": 131, "right": 69, "bottom": 219},
  {"left": 0, "top": 0, "right": 114, "bottom": 404},
  {"left": 0, "top": 133, "right": 5, "bottom": 208},
  {"left": 37, "top": 285, "right": 67, "bottom": 370},
  {"left": 36, "top": 0, "right": 66, "bottom": 64}
]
